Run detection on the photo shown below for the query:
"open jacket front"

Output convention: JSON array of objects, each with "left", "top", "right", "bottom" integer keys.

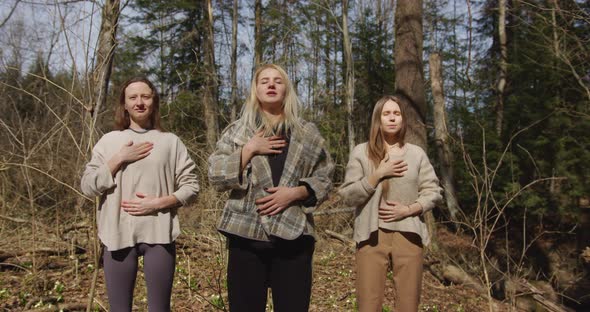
[{"left": 208, "top": 119, "right": 334, "bottom": 241}]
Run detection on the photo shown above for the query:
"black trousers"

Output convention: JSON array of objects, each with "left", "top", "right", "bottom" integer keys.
[{"left": 226, "top": 234, "right": 315, "bottom": 312}]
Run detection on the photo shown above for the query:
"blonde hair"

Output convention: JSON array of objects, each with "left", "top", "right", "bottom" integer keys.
[{"left": 241, "top": 64, "right": 302, "bottom": 136}]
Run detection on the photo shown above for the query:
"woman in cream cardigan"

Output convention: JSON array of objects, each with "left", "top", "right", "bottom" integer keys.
[
  {"left": 339, "top": 94, "right": 442, "bottom": 312},
  {"left": 81, "top": 77, "right": 199, "bottom": 312}
]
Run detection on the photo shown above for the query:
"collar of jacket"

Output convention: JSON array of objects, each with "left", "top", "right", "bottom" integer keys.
[{"left": 231, "top": 119, "right": 325, "bottom": 187}]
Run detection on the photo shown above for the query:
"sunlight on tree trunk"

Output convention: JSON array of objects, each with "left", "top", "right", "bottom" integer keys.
[
  {"left": 496, "top": 0, "right": 507, "bottom": 137},
  {"left": 342, "top": 0, "right": 355, "bottom": 154},
  {"left": 430, "top": 52, "right": 462, "bottom": 225}
]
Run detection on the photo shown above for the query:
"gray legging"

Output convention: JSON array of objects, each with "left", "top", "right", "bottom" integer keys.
[{"left": 102, "top": 242, "right": 176, "bottom": 312}]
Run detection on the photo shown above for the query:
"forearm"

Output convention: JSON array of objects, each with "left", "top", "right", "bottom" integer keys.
[
  {"left": 107, "top": 153, "right": 124, "bottom": 176},
  {"left": 240, "top": 146, "right": 254, "bottom": 171},
  {"left": 293, "top": 185, "right": 309, "bottom": 201},
  {"left": 367, "top": 171, "right": 383, "bottom": 188},
  {"left": 156, "top": 195, "right": 181, "bottom": 210},
  {"left": 407, "top": 202, "right": 424, "bottom": 217}
]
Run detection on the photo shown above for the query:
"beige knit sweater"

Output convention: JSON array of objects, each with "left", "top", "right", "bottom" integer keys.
[
  {"left": 338, "top": 142, "right": 442, "bottom": 246},
  {"left": 81, "top": 129, "right": 199, "bottom": 251}
]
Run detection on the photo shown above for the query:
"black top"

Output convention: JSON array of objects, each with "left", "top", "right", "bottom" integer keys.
[{"left": 267, "top": 132, "right": 317, "bottom": 207}]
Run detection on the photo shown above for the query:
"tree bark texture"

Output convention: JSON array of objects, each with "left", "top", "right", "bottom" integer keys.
[
  {"left": 342, "top": 0, "right": 355, "bottom": 154},
  {"left": 254, "top": 0, "right": 262, "bottom": 66},
  {"left": 230, "top": 0, "right": 239, "bottom": 123},
  {"left": 91, "top": 0, "right": 121, "bottom": 132},
  {"left": 203, "top": 0, "right": 219, "bottom": 151},
  {"left": 394, "top": 0, "right": 439, "bottom": 249},
  {"left": 496, "top": 0, "right": 507, "bottom": 137},
  {"left": 429, "top": 53, "right": 461, "bottom": 224},
  {"left": 394, "top": 0, "right": 427, "bottom": 150}
]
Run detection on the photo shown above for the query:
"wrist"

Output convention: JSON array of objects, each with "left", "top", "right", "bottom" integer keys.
[
  {"left": 243, "top": 144, "right": 255, "bottom": 156},
  {"left": 114, "top": 152, "right": 125, "bottom": 165},
  {"left": 297, "top": 185, "right": 309, "bottom": 201}
]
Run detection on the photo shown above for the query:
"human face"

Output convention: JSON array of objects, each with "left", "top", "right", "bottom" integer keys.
[
  {"left": 380, "top": 100, "right": 403, "bottom": 141},
  {"left": 256, "top": 68, "right": 286, "bottom": 112},
  {"left": 124, "top": 82, "right": 154, "bottom": 129}
]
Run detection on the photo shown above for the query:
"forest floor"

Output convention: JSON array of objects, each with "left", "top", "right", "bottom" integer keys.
[{"left": 0, "top": 197, "right": 512, "bottom": 312}]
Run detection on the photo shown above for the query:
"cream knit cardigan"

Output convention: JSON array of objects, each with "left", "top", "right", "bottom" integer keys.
[{"left": 339, "top": 142, "right": 442, "bottom": 246}]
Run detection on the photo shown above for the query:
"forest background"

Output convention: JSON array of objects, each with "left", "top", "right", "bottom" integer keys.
[{"left": 0, "top": 0, "right": 589, "bottom": 311}]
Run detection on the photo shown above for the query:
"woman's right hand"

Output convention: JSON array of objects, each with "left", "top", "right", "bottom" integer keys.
[
  {"left": 375, "top": 154, "right": 408, "bottom": 180},
  {"left": 108, "top": 141, "right": 153, "bottom": 175},
  {"left": 117, "top": 140, "right": 153, "bottom": 163},
  {"left": 243, "top": 131, "right": 287, "bottom": 156}
]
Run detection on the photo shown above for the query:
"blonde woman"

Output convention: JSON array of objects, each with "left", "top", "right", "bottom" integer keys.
[
  {"left": 209, "top": 64, "right": 334, "bottom": 312},
  {"left": 81, "top": 77, "right": 199, "bottom": 312},
  {"left": 339, "top": 95, "right": 442, "bottom": 312}
]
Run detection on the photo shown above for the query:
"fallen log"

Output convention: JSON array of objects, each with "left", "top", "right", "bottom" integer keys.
[{"left": 324, "top": 230, "right": 355, "bottom": 248}]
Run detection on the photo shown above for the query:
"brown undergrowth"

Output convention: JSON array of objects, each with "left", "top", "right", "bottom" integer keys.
[{"left": 0, "top": 195, "right": 509, "bottom": 312}]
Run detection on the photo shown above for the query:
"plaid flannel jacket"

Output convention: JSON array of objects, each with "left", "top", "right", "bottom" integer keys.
[{"left": 208, "top": 119, "right": 334, "bottom": 241}]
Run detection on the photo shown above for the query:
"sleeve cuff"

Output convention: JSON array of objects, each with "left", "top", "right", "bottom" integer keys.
[{"left": 298, "top": 181, "right": 317, "bottom": 207}]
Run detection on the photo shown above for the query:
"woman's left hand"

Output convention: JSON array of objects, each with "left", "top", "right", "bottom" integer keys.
[
  {"left": 378, "top": 200, "right": 411, "bottom": 222},
  {"left": 121, "top": 192, "right": 161, "bottom": 216},
  {"left": 255, "top": 186, "right": 307, "bottom": 216}
]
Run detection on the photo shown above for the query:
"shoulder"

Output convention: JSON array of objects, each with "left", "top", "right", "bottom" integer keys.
[
  {"left": 299, "top": 119, "right": 319, "bottom": 134},
  {"left": 405, "top": 143, "right": 427, "bottom": 157},
  {"left": 349, "top": 142, "right": 369, "bottom": 160},
  {"left": 353, "top": 142, "right": 368, "bottom": 154},
  {"left": 296, "top": 119, "right": 325, "bottom": 143},
  {"left": 220, "top": 119, "right": 247, "bottom": 138},
  {"left": 155, "top": 130, "right": 180, "bottom": 140},
  {"left": 96, "top": 130, "right": 125, "bottom": 145}
]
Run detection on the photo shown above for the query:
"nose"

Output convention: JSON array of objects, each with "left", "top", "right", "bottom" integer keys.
[{"left": 268, "top": 81, "right": 275, "bottom": 88}]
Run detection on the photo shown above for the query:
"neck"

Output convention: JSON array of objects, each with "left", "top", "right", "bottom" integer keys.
[
  {"left": 129, "top": 120, "right": 152, "bottom": 131},
  {"left": 261, "top": 108, "right": 283, "bottom": 125},
  {"left": 383, "top": 135, "right": 400, "bottom": 147}
]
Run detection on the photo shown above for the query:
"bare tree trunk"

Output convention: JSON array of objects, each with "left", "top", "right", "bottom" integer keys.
[
  {"left": 203, "top": 0, "right": 219, "bottom": 151},
  {"left": 394, "top": 0, "right": 426, "bottom": 150},
  {"left": 429, "top": 53, "right": 461, "bottom": 224},
  {"left": 342, "top": 0, "right": 355, "bottom": 154},
  {"left": 254, "top": 0, "right": 262, "bottom": 66},
  {"left": 394, "top": 0, "right": 439, "bottom": 249},
  {"left": 91, "top": 0, "right": 121, "bottom": 134},
  {"left": 230, "top": 0, "right": 239, "bottom": 123},
  {"left": 87, "top": 2, "right": 120, "bottom": 311},
  {"left": 496, "top": 0, "right": 507, "bottom": 137}
]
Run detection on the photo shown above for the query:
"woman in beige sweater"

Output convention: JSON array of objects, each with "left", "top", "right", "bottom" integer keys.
[
  {"left": 339, "top": 94, "right": 442, "bottom": 312},
  {"left": 81, "top": 77, "right": 199, "bottom": 312}
]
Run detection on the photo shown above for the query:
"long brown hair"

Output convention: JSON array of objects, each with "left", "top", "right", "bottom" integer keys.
[
  {"left": 114, "top": 77, "right": 164, "bottom": 131},
  {"left": 367, "top": 94, "right": 408, "bottom": 169},
  {"left": 367, "top": 94, "right": 408, "bottom": 195}
]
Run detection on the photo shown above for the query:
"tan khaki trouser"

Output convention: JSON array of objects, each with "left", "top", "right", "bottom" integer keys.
[{"left": 356, "top": 229, "right": 424, "bottom": 312}]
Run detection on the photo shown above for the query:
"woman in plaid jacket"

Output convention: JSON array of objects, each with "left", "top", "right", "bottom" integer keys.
[{"left": 208, "top": 64, "right": 334, "bottom": 312}]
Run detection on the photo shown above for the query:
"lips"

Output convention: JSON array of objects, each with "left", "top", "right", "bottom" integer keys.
[{"left": 266, "top": 91, "right": 277, "bottom": 96}]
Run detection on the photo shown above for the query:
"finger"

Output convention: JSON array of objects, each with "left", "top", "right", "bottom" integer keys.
[
  {"left": 257, "top": 202, "right": 276, "bottom": 214},
  {"left": 257, "top": 200, "right": 275, "bottom": 210},
  {"left": 255, "top": 130, "right": 265, "bottom": 137},
  {"left": 265, "top": 187, "right": 278, "bottom": 193},
  {"left": 268, "top": 138, "right": 287, "bottom": 144},
  {"left": 259, "top": 203, "right": 283, "bottom": 215},
  {"left": 135, "top": 192, "right": 146, "bottom": 198},
  {"left": 268, "top": 205, "right": 286, "bottom": 216},
  {"left": 385, "top": 200, "right": 401, "bottom": 206},
  {"left": 255, "top": 195, "right": 273, "bottom": 205}
]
